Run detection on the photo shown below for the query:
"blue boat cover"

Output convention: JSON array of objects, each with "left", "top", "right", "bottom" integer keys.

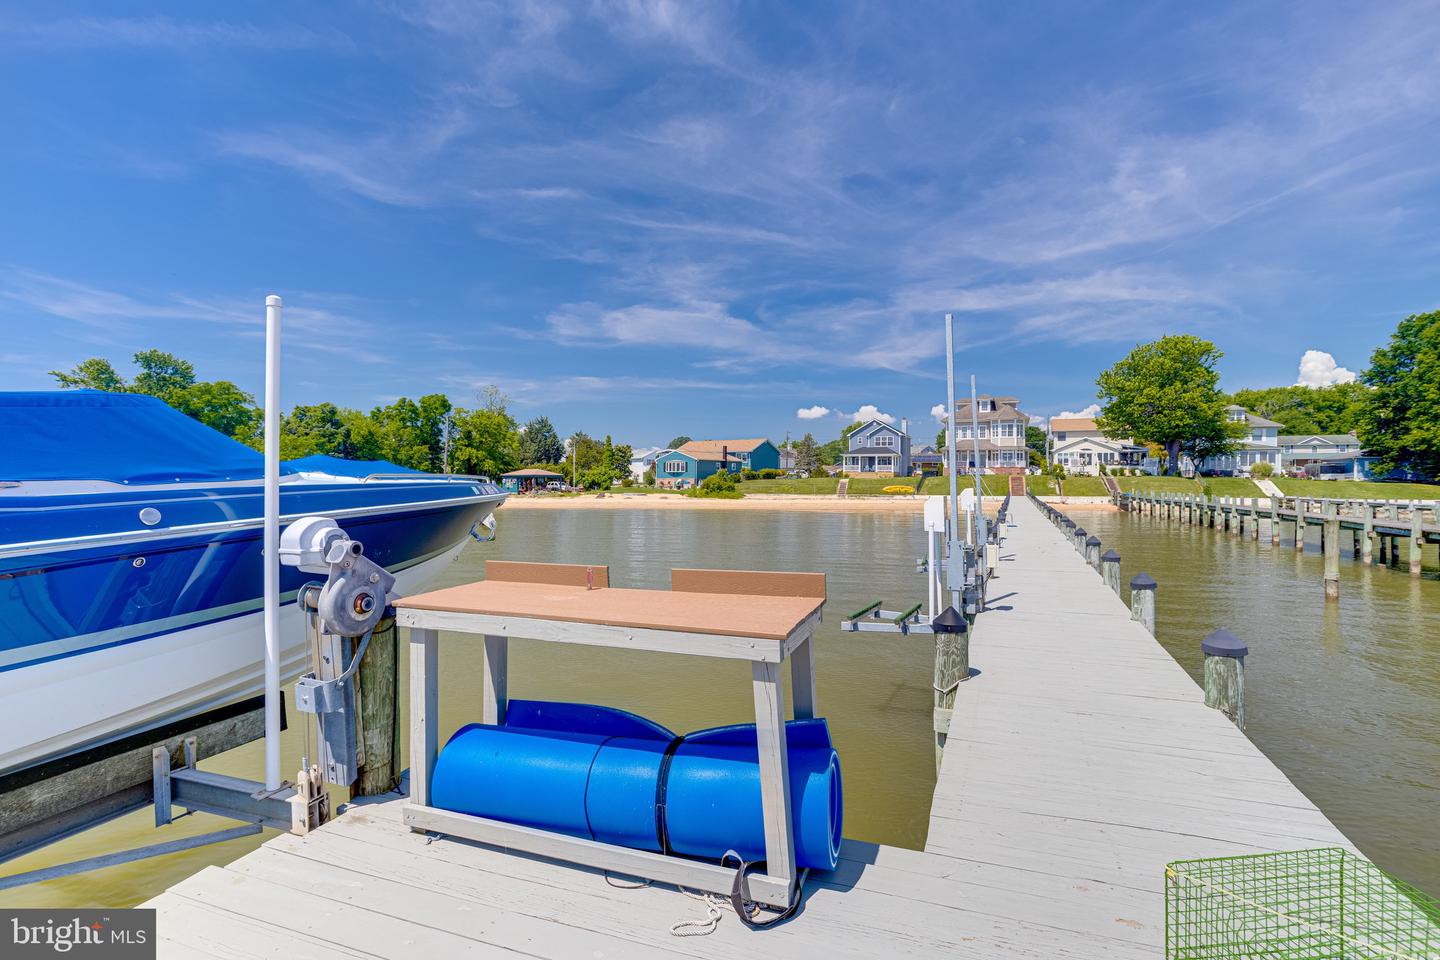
[
  {"left": 1, "top": 391, "right": 291, "bottom": 485},
  {"left": 287, "top": 454, "right": 423, "bottom": 478}
]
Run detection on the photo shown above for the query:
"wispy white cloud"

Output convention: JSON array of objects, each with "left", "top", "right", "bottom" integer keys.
[
  {"left": 847, "top": 404, "right": 895, "bottom": 425},
  {"left": 1296, "top": 350, "right": 1357, "bottom": 387},
  {"left": 0, "top": 15, "right": 351, "bottom": 51},
  {"left": 796, "top": 405, "right": 830, "bottom": 419},
  {"left": 1053, "top": 404, "right": 1101, "bottom": 420}
]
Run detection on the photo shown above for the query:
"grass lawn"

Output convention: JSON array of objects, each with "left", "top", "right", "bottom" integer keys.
[
  {"left": 736, "top": 477, "right": 839, "bottom": 495},
  {"left": 1114, "top": 475, "right": 1263, "bottom": 497},
  {"left": 1027, "top": 475, "right": 1058, "bottom": 496},
  {"left": 1059, "top": 476, "right": 1110, "bottom": 496},
  {"left": 915, "top": 475, "right": 1013, "bottom": 496},
  {"left": 848, "top": 476, "right": 921, "bottom": 495},
  {"left": 1273, "top": 477, "right": 1440, "bottom": 500}
]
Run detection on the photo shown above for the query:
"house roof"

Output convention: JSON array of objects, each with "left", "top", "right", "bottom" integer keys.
[
  {"left": 502, "top": 468, "right": 565, "bottom": 478},
  {"left": 659, "top": 448, "right": 745, "bottom": 463},
  {"left": 676, "top": 439, "right": 770, "bottom": 458},
  {"left": 1277, "top": 434, "right": 1360, "bottom": 445},
  {"left": 1049, "top": 417, "right": 1099, "bottom": 432},
  {"left": 954, "top": 397, "right": 1033, "bottom": 422},
  {"left": 1054, "top": 436, "right": 1137, "bottom": 453},
  {"left": 1225, "top": 405, "right": 1283, "bottom": 428}
]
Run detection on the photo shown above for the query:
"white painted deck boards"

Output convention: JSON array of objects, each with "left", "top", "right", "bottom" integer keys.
[{"left": 144, "top": 495, "right": 1354, "bottom": 958}]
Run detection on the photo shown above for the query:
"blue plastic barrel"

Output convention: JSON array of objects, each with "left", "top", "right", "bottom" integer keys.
[{"left": 427, "top": 700, "right": 843, "bottom": 870}]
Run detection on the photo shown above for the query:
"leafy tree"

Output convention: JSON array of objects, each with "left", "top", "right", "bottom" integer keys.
[
  {"left": 130, "top": 349, "right": 196, "bottom": 401},
  {"left": 281, "top": 403, "right": 353, "bottom": 459},
  {"left": 368, "top": 394, "right": 452, "bottom": 471},
  {"left": 1096, "top": 335, "right": 1240, "bottom": 475},
  {"left": 1025, "top": 425, "right": 1048, "bottom": 458},
  {"left": 449, "top": 405, "right": 519, "bottom": 478},
  {"left": 1229, "top": 383, "right": 1367, "bottom": 435},
  {"left": 666, "top": 435, "right": 692, "bottom": 449},
  {"left": 50, "top": 357, "right": 126, "bottom": 391},
  {"left": 1356, "top": 310, "right": 1440, "bottom": 479},
  {"left": 819, "top": 422, "right": 863, "bottom": 465},
  {"left": 794, "top": 433, "right": 820, "bottom": 473},
  {"left": 170, "top": 381, "right": 261, "bottom": 439},
  {"left": 518, "top": 416, "right": 564, "bottom": 465}
]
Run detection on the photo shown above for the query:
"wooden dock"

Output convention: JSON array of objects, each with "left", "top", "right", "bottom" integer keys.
[{"left": 143, "top": 495, "right": 1358, "bottom": 958}]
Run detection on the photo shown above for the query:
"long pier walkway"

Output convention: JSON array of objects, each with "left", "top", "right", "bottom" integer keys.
[
  {"left": 143, "top": 495, "right": 1357, "bottom": 958},
  {"left": 927, "top": 494, "right": 1354, "bottom": 952}
]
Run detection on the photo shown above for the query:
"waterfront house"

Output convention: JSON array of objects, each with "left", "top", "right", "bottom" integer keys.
[
  {"left": 501, "top": 468, "right": 565, "bottom": 493},
  {"left": 910, "top": 444, "right": 944, "bottom": 476},
  {"left": 1192, "top": 405, "right": 1283, "bottom": 475},
  {"left": 1049, "top": 416, "right": 1147, "bottom": 475},
  {"left": 952, "top": 396, "right": 1031, "bottom": 474},
  {"left": 1279, "top": 433, "right": 1362, "bottom": 469},
  {"left": 841, "top": 418, "right": 912, "bottom": 476},
  {"left": 652, "top": 438, "right": 778, "bottom": 488}
]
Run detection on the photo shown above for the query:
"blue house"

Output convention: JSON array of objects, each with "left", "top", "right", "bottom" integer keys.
[
  {"left": 653, "top": 438, "right": 779, "bottom": 488},
  {"left": 841, "top": 419, "right": 912, "bottom": 476}
]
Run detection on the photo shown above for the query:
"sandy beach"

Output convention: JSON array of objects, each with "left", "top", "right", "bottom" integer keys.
[{"left": 503, "top": 492, "right": 925, "bottom": 511}]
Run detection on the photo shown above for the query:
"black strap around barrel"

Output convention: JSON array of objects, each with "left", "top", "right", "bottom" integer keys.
[
  {"left": 725, "top": 851, "right": 807, "bottom": 928},
  {"left": 653, "top": 735, "right": 685, "bottom": 855}
]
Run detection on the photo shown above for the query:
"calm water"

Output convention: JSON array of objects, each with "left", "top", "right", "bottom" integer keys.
[
  {"left": 1077, "top": 506, "right": 1440, "bottom": 895},
  {"left": 7, "top": 503, "right": 1438, "bottom": 907},
  {"left": 2, "top": 506, "right": 938, "bottom": 908}
]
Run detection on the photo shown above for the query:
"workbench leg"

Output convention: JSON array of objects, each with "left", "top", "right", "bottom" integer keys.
[
  {"left": 752, "top": 661, "right": 796, "bottom": 893},
  {"left": 408, "top": 627, "right": 438, "bottom": 823},
  {"left": 789, "top": 633, "right": 817, "bottom": 721},
  {"left": 483, "top": 635, "right": 508, "bottom": 725}
]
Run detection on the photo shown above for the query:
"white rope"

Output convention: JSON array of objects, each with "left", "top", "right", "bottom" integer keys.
[{"left": 669, "top": 887, "right": 728, "bottom": 937}]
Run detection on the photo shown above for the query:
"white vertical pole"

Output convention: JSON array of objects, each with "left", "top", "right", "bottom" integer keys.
[
  {"left": 969, "top": 375, "right": 984, "bottom": 547},
  {"left": 944, "top": 314, "right": 960, "bottom": 610},
  {"left": 263, "top": 295, "right": 283, "bottom": 791}
]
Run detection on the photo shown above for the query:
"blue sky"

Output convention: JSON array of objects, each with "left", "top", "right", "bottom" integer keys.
[{"left": 2, "top": 2, "right": 1438, "bottom": 450}]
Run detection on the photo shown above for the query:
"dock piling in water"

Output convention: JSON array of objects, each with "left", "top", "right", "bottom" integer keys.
[
  {"left": 930, "top": 607, "right": 969, "bottom": 772},
  {"left": 1101, "top": 549, "right": 1122, "bottom": 595},
  {"left": 1323, "top": 501, "right": 1340, "bottom": 600},
  {"left": 354, "top": 618, "right": 401, "bottom": 796},
  {"left": 1130, "top": 572, "right": 1157, "bottom": 635},
  {"left": 1085, "top": 535, "right": 1102, "bottom": 572},
  {"left": 1410, "top": 502, "right": 1424, "bottom": 577},
  {"left": 1201, "top": 628, "right": 1247, "bottom": 729}
]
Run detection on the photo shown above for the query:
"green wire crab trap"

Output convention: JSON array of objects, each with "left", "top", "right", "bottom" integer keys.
[{"left": 1165, "top": 849, "right": 1440, "bottom": 959}]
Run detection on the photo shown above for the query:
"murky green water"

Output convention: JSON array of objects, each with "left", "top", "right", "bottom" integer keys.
[
  {"left": 1077, "top": 506, "right": 1440, "bottom": 895},
  {"left": 2, "top": 506, "right": 938, "bottom": 908},
  {"left": 8, "top": 502, "right": 1437, "bottom": 908}
]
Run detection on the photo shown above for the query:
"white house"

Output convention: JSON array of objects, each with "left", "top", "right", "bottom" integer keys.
[
  {"left": 1191, "top": 405, "right": 1283, "bottom": 475},
  {"left": 1049, "top": 416, "right": 1147, "bottom": 475},
  {"left": 951, "top": 396, "right": 1031, "bottom": 474}
]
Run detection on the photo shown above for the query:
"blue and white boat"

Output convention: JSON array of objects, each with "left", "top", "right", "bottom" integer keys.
[{"left": 0, "top": 391, "right": 506, "bottom": 775}]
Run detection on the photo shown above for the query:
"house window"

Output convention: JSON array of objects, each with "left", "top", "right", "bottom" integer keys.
[
  {"left": 875, "top": 434, "right": 895, "bottom": 448},
  {"left": 1054, "top": 432, "right": 1066, "bottom": 442},
  {"left": 998, "top": 422, "right": 1013, "bottom": 438},
  {"left": 979, "top": 399, "right": 991, "bottom": 412},
  {"left": 664, "top": 460, "right": 687, "bottom": 474},
  {"left": 978, "top": 425, "right": 989, "bottom": 438}
]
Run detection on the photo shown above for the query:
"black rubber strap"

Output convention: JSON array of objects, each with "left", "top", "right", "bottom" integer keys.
[
  {"left": 653, "top": 735, "right": 685, "bottom": 855},
  {"left": 727, "top": 854, "right": 807, "bottom": 928}
]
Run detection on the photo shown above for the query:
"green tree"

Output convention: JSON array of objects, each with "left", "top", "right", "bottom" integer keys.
[
  {"left": 170, "top": 381, "right": 261, "bottom": 439},
  {"left": 50, "top": 357, "right": 126, "bottom": 391},
  {"left": 666, "top": 435, "right": 692, "bottom": 450},
  {"left": 1095, "top": 335, "right": 1240, "bottom": 475},
  {"left": 1229, "top": 383, "right": 1367, "bottom": 435},
  {"left": 1025, "top": 425, "right": 1048, "bottom": 459},
  {"left": 819, "top": 422, "right": 862, "bottom": 465},
  {"left": 1357, "top": 310, "right": 1440, "bottom": 479},
  {"left": 518, "top": 416, "right": 564, "bottom": 465},
  {"left": 794, "top": 433, "right": 820, "bottom": 473},
  {"left": 449, "top": 406, "right": 519, "bottom": 478},
  {"left": 130, "top": 349, "right": 196, "bottom": 401},
  {"left": 369, "top": 394, "right": 452, "bottom": 470}
]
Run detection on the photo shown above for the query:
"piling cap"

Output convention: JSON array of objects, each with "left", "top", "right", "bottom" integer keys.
[
  {"left": 1062, "top": 518, "right": 1075, "bottom": 528},
  {"left": 1101, "top": 549, "right": 1121, "bottom": 562},
  {"left": 1074, "top": 527, "right": 1087, "bottom": 539},
  {"left": 1086, "top": 535, "right": 1101, "bottom": 547},
  {"left": 931, "top": 606, "right": 968, "bottom": 634},
  {"left": 1202, "top": 627, "right": 1248, "bottom": 659},
  {"left": 1130, "top": 572, "right": 1157, "bottom": 591}
]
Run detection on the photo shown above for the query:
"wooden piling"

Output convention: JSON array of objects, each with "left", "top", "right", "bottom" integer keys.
[
  {"left": 1250, "top": 498, "right": 1260, "bottom": 541},
  {"left": 1085, "top": 535, "right": 1102, "bottom": 572},
  {"left": 354, "top": 618, "right": 401, "bottom": 797},
  {"left": 1410, "top": 501, "right": 1423, "bottom": 577},
  {"left": 931, "top": 607, "right": 969, "bottom": 771},
  {"left": 1294, "top": 499, "right": 1306, "bottom": 550},
  {"left": 1101, "top": 549, "right": 1122, "bottom": 595},
  {"left": 1270, "top": 497, "right": 1280, "bottom": 544},
  {"left": 1073, "top": 526, "right": 1087, "bottom": 553},
  {"left": 1130, "top": 573, "right": 1156, "bottom": 635},
  {"left": 1322, "top": 501, "right": 1340, "bottom": 601},
  {"left": 1202, "top": 628, "right": 1247, "bottom": 729}
]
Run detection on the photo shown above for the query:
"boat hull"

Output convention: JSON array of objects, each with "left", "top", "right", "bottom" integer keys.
[{"left": 0, "top": 483, "right": 503, "bottom": 775}]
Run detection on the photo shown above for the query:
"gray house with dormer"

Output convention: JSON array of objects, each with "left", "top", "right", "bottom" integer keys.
[{"left": 842, "top": 418, "right": 912, "bottom": 477}]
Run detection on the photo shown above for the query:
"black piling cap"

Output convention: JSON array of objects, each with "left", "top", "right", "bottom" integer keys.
[
  {"left": 931, "top": 606, "right": 968, "bottom": 634},
  {"left": 1086, "top": 535, "right": 1102, "bottom": 547},
  {"left": 1074, "top": 527, "right": 1087, "bottom": 539},
  {"left": 1201, "top": 627, "right": 1248, "bottom": 659},
  {"left": 1130, "top": 571, "right": 1157, "bottom": 591},
  {"left": 1062, "top": 518, "right": 1075, "bottom": 528},
  {"left": 1101, "top": 549, "right": 1121, "bottom": 562}
]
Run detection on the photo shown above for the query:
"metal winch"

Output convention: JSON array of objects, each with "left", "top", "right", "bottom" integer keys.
[{"left": 280, "top": 516, "right": 396, "bottom": 789}]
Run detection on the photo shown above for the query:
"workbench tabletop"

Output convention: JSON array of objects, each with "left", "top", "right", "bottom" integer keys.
[{"left": 395, "top": 579, "right": 825, "bottom": 642}]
